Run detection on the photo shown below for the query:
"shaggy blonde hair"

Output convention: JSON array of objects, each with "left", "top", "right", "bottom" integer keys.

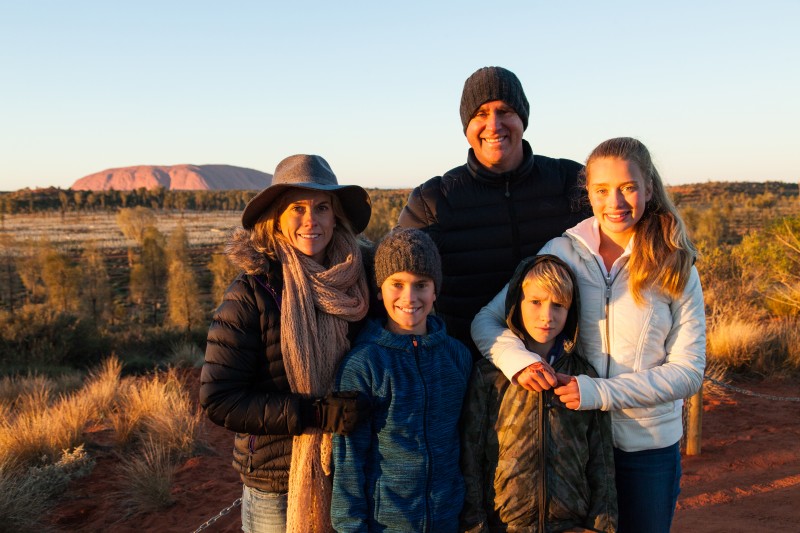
[
  {"left": 583, "top": 137, "right": 696, "bottom": 304},
  {"left": 521, "top": 260, "right": 573, "bottom": 309}
]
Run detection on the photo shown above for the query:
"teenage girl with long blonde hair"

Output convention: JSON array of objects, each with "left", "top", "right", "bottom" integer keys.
[{"left": 472, "top": 137, "right": 706, "bottom": 533}]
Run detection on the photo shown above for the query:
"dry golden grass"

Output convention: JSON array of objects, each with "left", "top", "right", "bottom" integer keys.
[
  {"left": 0, "top": 358, "right": 126, "bottom": 470},
  {"left": 0, "top": 372, "right": 82, "bottom": 415},
  {"left": 80, "top": 355, "right": 122, "bottom": 417},
  {"left": 0, "top": 358, "right": 206, "bottom": 527},
  {"left": 0, "top": 374, "right": 52, "bottom": 412},
  {"left": 0, "top": 390, "right": 92, "bottom": 470},
  {"left": 707, "top": 317, "right": 766, "bottom": 370},
  {"left": 14, "top": 382, "right": 52, "bottom": 416},
  {"left": 168, "top": 341, "right": 205, "bottom": 368},
  {"left": 142, "top": 392, "right": 204, "bottom": 459},
  {"left": 113, "top": 436, "right": 177, "bottom": 514},
  {"left": 766, "top": 318, "right": 800, "bottom": 373},
  {"left": 1, "top": 357, "right": 201, "bottom": 473},
  {"left": 110, "top": 373, "right": 170, "bottom": 447},
  {"left": 706, "top": 314, "right": 800, "bottom": 377},
  {"left": 108, "top": 367, "right": 202, "bottom": 457}
]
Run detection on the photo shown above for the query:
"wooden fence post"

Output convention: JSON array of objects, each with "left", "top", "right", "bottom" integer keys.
[{"left": 685, "top": 385, "right": 703, "bottom": 456}]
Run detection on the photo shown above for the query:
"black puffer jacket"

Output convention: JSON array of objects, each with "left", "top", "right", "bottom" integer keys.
[
  {"left": 200, "top": 230, "right": 297, "bottom": 492},
  {"left": 397, "top": 141, "right": 588, "bottom": 357},
  {"left": 199, "top": 230, "right": 377, "bottom": 492}
]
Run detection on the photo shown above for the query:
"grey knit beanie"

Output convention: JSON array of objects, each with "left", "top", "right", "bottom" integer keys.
[
  {"left": 374, "top": 228, "right": 442, "bottom": 295},
  {"left": 459, "top": 66, "right": 529, "bottom": 132}
]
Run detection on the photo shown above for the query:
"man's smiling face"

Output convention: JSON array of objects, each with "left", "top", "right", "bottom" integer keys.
[{"left": 466, "top": 100, "right": 525, "bottom": 174}]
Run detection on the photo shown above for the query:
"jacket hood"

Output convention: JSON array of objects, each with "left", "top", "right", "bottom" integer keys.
[
  {"left": 225, "top": 228, "right": 273, "bottom": 276},
  {"left": 504, "top": 254, "right": 580, "bottom": 353}
]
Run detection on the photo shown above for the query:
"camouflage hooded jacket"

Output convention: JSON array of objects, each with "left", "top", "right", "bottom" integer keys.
[{"left": 460, "top": 255, "right": 617, "bottom": 532}]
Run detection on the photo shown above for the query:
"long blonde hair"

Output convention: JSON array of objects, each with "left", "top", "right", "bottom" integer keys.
[{"left": 583, "top": 137, "right": 696, "bottom": 303}]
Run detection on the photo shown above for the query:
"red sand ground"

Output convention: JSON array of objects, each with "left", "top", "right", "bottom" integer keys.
[{"left": 47, "top": 371, "right": 800, "bottom": 532}]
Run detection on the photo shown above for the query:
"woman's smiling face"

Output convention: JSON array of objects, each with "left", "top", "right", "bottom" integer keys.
[{"left": 278, "top": 189, "right": 336, "bottom": 264}]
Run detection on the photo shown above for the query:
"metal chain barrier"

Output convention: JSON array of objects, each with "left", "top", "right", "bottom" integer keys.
[
  {"left": 192, "top": 497, "right": 242, "bottom": 532},
  {"left": 705, "top": 376, "right": 800, "bottom": 402},
  {"left": 190, "top": 377, "right": 797, "bottom": 531}
]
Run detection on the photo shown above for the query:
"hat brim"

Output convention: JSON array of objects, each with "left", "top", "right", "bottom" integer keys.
[{"left": 241, "top": 182, "right": 372, "bottom": 234}]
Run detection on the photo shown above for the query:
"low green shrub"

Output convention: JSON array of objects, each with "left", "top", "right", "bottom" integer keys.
[{"left": 0, "top": 306, "right": 110, "bottom": 370}]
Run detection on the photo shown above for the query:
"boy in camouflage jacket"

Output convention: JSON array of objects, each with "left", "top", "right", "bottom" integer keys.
[{"left": 461, "top": 255, "right": 617, "bottom": 532}]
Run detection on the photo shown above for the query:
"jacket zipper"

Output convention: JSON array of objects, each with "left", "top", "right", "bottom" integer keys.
[
  {"left": 538, "top": 390, "right": 547, "bottom": 532},
  {"left": 412, "top": 336, "right": 432, "bottom": 532},
  {"left": 247, "top": 434, "right": 256, "bottom": 473},
  {"left": 505, "top": 179, "right": 522, "bottom": 265},
  {"left": 592, "top": 256, "right": 622, "bottom": 378},
  {"left": 604, "top": 272, "right": 612, "bottom": 378}
]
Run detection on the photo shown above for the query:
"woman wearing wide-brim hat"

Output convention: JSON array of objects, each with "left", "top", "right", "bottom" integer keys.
[{"left": 200, "top": 154, "right": 375, "bottom": 533}]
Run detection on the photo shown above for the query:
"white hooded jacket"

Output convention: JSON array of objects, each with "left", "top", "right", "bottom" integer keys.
[{"left": 471, "top": 217, "right": 706, "bottom": 452}]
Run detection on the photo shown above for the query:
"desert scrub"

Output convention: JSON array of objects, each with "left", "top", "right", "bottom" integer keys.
[
  {"left": 0, "top": 373, "right": 53, "bottom": 414},
  {"left": 707, "top": 317, "right": 765, "bottom": 370},
  {"left": 109, "top": 368, "right": 203, "bottom": 457},
  {"left": 0, "top": 306, "right": 110, "bottom": 369},
  {"left": 0, "top": 357, "right": 119, "bottom": 470},
  {"left": 167, "top": 340, "right": 205, "bottom": 368},
  {"left": 0, "top": 375, "right": 62, "bottom": 468},
  {"left": 79, "top": 355, "right": 123, "bottom": 417},
  {"left": 0, "top": 388, "right": 94, "bottom": 469},
  {"left": 113, "top": 436, "right": 177, "bottom": 514},
  {"left": 706, "top": 315, "right": 800, "bottom": 376},
  {"left": 0, "top": 445, "right": 94, "bottom": 532}
]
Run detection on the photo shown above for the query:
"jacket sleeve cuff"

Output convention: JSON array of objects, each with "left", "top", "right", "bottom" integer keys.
[
  {"left": 576, "top": 374, "right": 602, "bottom": 410},
  {"left": 498, "top": 347, "right": 543, "bottom": 385}
]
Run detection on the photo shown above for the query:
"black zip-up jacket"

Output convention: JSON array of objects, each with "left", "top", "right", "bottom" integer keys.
[
  {"left": 199, "top": 229, "right": 377, "bottom": 492},
  {"left": 397, "top": 141, "right": 588, "bottom": 358}
]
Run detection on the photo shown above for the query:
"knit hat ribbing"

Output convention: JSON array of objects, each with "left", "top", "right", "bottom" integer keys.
[
  {"left": 459, "top": 66, "right": 529, "bottom": 132},
  {"left": 374, "top": 228, "right": 442, "bottom": 295}
]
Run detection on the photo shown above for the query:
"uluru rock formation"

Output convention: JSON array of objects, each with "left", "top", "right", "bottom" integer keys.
[{"left": 70, "top": 164, "right": 271, "bottom": 191}]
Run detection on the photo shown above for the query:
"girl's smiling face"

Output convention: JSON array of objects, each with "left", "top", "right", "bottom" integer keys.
[{"left": 587, "top": 157, "right": 653, "bottom": 248}]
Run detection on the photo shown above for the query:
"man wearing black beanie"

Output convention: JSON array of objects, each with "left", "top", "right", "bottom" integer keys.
[{"left": 398, "top": 66, "right": 589, "bottom": 364}]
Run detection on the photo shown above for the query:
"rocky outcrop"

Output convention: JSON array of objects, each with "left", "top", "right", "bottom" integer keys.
[{"left": 71, "top": 164, "right": 271, "bottom": 191}]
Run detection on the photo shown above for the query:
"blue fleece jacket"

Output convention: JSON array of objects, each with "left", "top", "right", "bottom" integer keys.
[{"left": 331, "top": 315, "right": 472, "bottom": 533}]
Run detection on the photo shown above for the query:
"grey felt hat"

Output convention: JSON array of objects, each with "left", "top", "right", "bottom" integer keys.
[
  {"left": 241, "top": 154, "right": 371, "bottom": 233},
  {"left": 459, "top": 66, "right": 530, "bottom": 132}
]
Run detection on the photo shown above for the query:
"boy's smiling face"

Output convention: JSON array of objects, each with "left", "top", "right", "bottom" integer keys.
[
  {"left": 520, "top": 282, "right": 569, "bottom": 355},
  {"left": 379, "top": 271, "right": 436, "bottom": 336}
]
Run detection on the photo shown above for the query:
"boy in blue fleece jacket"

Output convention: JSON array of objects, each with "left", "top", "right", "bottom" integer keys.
[{"left": 331, "top": 228, "right": 472, "bottom": 533}]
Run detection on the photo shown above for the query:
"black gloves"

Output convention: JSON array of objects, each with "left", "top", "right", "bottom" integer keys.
[{"left": 300, "top": 391, "right": 371, "bottom": 435}]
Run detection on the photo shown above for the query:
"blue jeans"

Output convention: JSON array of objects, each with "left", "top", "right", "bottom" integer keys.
[
  {"left": 241, "top": 485, "right": 287, "bottom": 533},
  {"left": 614, "top": 442, "right": 682, "bottom": 533}
]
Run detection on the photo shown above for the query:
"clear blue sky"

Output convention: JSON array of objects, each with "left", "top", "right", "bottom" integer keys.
[{"left": 1, "top": 1, "right": 797, "bottom": 192}]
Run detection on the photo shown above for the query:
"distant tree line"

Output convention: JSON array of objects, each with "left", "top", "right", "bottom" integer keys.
[
  {"left": 0, "top": 187, "right": 418, "bottom": 220},
  {"left": 0, "top": 187, "right": 259, "bottom": 214}
]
